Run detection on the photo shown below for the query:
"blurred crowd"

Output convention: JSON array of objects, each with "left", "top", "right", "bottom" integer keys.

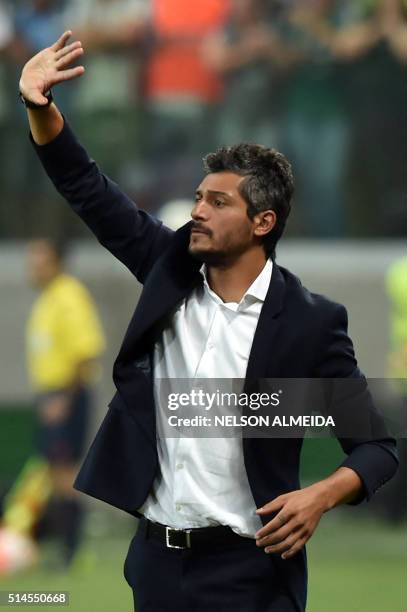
[{"left": 1, "top": 0, "right": 407, "bottom": 239}]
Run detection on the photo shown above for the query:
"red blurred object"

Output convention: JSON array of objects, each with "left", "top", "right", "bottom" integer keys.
[
  {"left": 145, "top": 0, "right": 231, "bottom": 103},
  {"left": 153, "top": 0, "right": 230, "bottom": 35}
]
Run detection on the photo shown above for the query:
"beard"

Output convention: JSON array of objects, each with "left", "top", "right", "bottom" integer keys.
[
  {"left": 188, "top": 245, "right": 229, "bottom": 266},
  {"left": 188, "top": 238, "right": 247, "bottom": 267},
  {"left": 188, "top": 223, "right": 253, "bottom": 267}
]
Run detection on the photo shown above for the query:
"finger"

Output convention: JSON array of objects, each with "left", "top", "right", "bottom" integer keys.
[
  {"left": 57, "top": 66, "right": 86, "bottom": 82},
  {"left": 51, "top": 30, "right": 72, "bottom": 52},
  {"left": 255, "top": 509, "right": 292, "bottom": 539},
  {"left": 281, "top": 535, "right": 308, "bottom": 560},
  {"left": 256, "top": 495, "right": 287, "bottom": 516},
  {"left": 265, "top": 530, "right": 300, "bottom": 555},
  {"left": 55, "top": 47, "right": 84, "bottom": 69},
  {"left": 55, "top": 40, "right": 82, "bottom": 61},
  {"left": 256, "top": 519, "right": 297, "bottom": 547}
]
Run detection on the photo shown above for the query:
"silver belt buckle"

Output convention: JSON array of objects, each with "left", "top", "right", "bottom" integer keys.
[{"left": 165, "top": 526, "right": 191, "bottom": 549}]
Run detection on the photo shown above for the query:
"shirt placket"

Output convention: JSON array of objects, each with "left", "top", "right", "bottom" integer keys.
[
  {"left": 172, "top": 295, "right": 221, "bottom": 521},
  {"left": 193, "top": 299, "right": 219, "bottom": 379}
]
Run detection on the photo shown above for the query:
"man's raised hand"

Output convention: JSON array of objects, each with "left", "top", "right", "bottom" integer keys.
[{"left": 19, "top": 31, "right": 85, "bottom": 106}]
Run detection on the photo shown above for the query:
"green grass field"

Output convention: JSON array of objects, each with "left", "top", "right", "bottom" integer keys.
[{"left": 1, "top": 513, "right": 406, "bottom": 612}]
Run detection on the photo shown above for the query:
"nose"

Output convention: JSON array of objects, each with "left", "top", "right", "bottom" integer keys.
[{"left": 191, "top": 199, "right": 210, "bottom": 222}]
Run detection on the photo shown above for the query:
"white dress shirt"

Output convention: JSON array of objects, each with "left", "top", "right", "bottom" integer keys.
[{"left": 139, "top": 258, "right": 273, "bottom": 537}]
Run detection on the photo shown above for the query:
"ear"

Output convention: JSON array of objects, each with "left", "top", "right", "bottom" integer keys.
[{"left": 253, "top": 210, "right": 276, "bottom": 238}]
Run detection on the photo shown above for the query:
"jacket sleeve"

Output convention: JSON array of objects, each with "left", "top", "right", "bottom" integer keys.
[
  {"left": 30, "top": 119, "right": 174, "bottom": 284},
  {"left": 314, "top": 302, "right": 399, "bottom": 504}
]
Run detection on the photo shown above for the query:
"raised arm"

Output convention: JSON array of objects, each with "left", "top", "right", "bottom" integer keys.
[
  {"left": 19, "top": 31, "right": 82, "bottom": 143},
  {"left": 287, "top": 4, "right": 381, "bottom": 62},
  {"left": 19, "top": 31, "right": 174, "bottom": 283}
]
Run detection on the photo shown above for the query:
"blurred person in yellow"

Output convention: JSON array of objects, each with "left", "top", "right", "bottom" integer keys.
[
  {"left": 26, "top": 238, "right": 105, "bottom": 567},
  {"left": 385, "top": 256, "right": 407, "bottom": 523}
]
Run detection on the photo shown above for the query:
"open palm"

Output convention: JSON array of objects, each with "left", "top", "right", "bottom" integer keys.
[{"left": 19, "top": 31, "right": 85, "bottom": 106}]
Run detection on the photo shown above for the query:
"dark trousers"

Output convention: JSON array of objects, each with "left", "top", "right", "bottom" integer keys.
[{"left": 123, "top": 518, "right": 302, "bottom": 612}]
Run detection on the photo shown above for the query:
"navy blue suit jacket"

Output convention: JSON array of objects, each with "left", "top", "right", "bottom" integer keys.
[{"left": 32, "top": 121, "right": 398, "bottom": 611}]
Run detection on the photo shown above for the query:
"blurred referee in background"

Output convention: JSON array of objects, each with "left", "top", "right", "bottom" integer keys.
[{"left": 26, "top": 238, "right": 105, "bottom": 567}]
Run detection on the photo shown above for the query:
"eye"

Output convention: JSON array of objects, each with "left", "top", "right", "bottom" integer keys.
[
  {"left": 214, "top": 199, "right": 225, "bottom": 207},
  {"left": 195, "top": 193, "right": 202, "bottom": 202}
]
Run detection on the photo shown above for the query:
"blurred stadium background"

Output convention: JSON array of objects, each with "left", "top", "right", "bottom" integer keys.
[{"left": 0, "top": 0, "right": 406, "bottom": 610}]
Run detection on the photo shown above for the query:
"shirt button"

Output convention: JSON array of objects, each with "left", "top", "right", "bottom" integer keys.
[
  {"left": 176, "top": 504, "right": 182, "bottom": 512},
  {"left": 207, "top": 343, "right": 214, "bottom": 350},
  {"left": 176, "top": 463, "right": 184, "bottom": 470}
]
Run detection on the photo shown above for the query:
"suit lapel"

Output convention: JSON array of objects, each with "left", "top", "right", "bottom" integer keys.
[
  {"left": 117, "top": 221, "right": 202, "bottom": 362},
  {"left": 113, "top": 222, "right": 201, "bottom": 444},
  {"left": 244, "top": 263, "right": 286, "bottom": 387}
]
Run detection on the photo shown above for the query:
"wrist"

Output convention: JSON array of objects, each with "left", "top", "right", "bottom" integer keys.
[
  {"left": 308, "top": 480, "right": 335, "bottom": 513},
  {"left": 313, "top": 467, "right": 364, "bottom": 512}
]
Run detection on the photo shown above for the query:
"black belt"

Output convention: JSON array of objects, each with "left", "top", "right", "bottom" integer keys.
[{"left": 143, "top": 518, "right": 254, "bottom": 551}]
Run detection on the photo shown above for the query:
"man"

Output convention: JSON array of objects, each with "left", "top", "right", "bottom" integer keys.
[
  {"left": 26, "top": 238, "right": 105, "bottom": 566},
  {"left": 19, "top": 32, "right": 398, "bottom": 611}
]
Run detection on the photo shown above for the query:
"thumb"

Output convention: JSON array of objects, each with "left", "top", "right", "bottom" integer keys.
[
  {"left": 19, "top": 76, "right": 50, "bottom": 106},
  {"left": 24, "top": 89, "right": 51, "bottom": 106}
]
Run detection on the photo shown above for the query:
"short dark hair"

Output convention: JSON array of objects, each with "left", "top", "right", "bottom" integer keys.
[{"left": 203, "top": 143, "right": 294, "bottom": 259}]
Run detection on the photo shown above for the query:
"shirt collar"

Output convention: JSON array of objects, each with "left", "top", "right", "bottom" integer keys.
[
  {"left": 199, "top": 258, "right": 273, "bottom": 305},
  {"left": 244, "top": 257, "right": 273, "bottom": 302}
]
